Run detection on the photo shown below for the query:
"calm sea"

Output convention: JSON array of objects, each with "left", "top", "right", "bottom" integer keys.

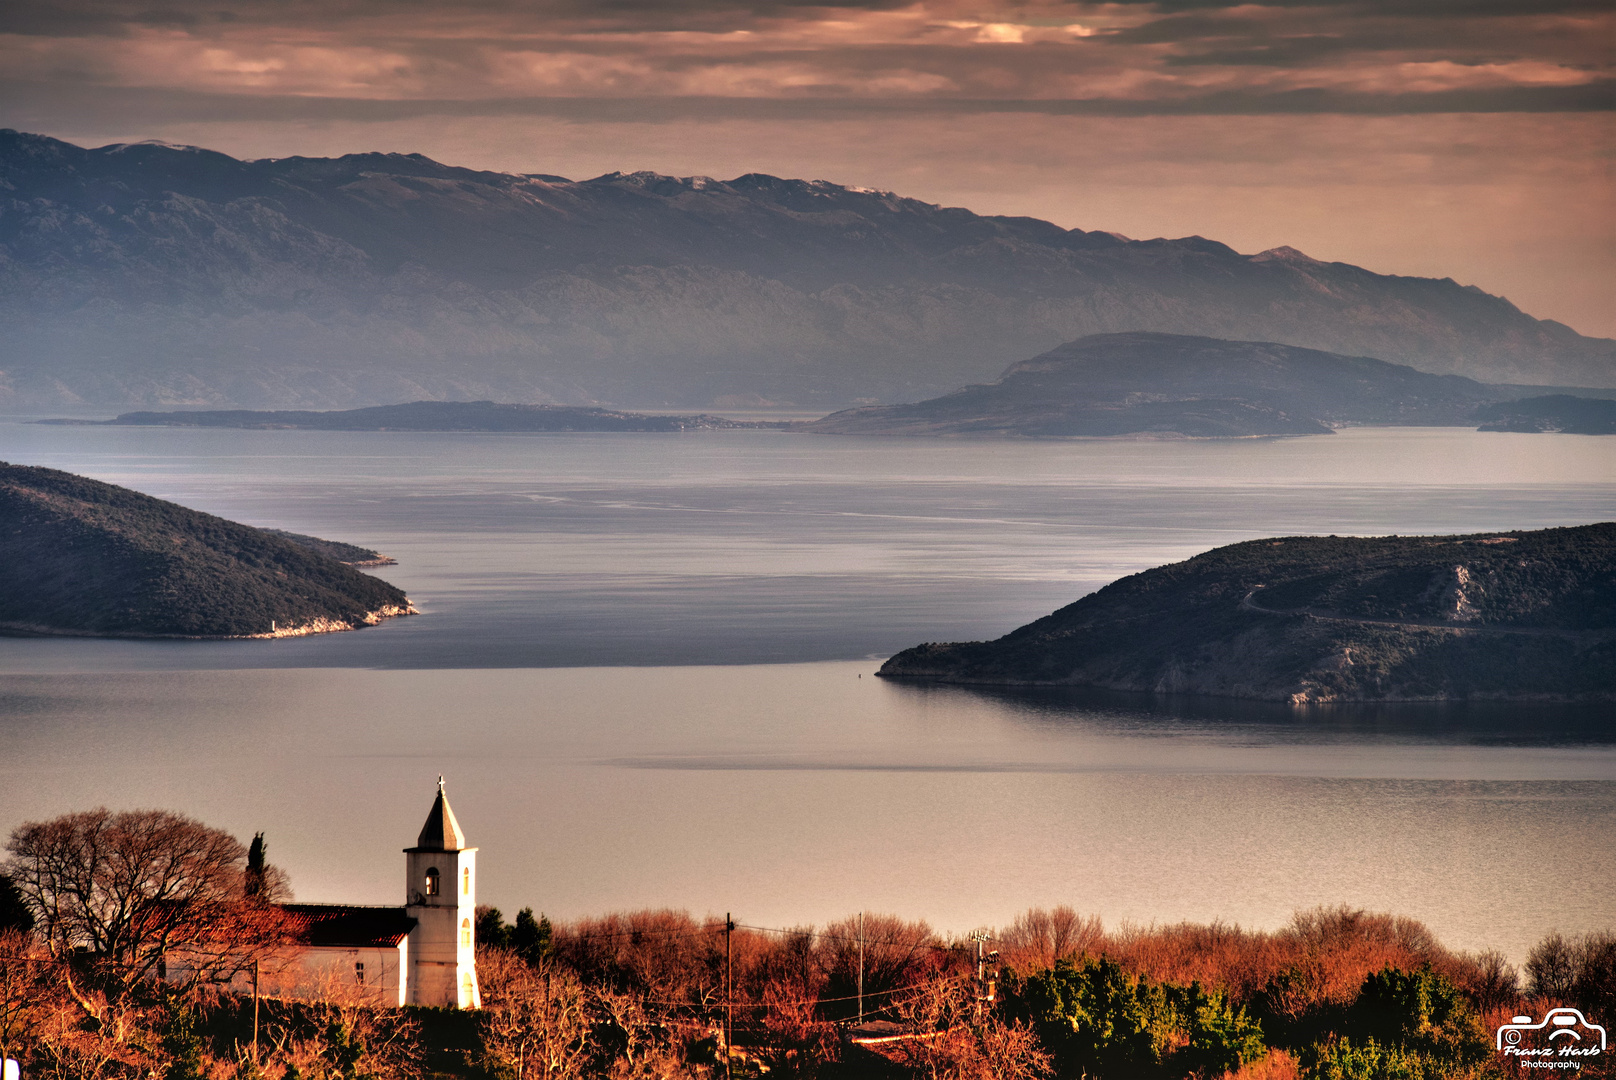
[{"left": 1, "top": 423, "right": 1612, "bottom": 963}]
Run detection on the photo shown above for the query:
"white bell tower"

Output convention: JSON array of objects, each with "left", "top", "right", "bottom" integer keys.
[{"left": 404, "top": 777, "right": 480, "bottom": 1008}]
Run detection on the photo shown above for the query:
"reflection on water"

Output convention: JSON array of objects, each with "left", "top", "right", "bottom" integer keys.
[
  {"left": 896, "top": 681, "right": 1616, "bottom": 748},
  {"left": 0, "top": 424, "right": 1613, "bottom": 669},
  {"left": 0, "top": 424, "right": 1611, "bottom": 965},
  {"left": 0, "top": 662, "right": 1609, "bottom": 967}
]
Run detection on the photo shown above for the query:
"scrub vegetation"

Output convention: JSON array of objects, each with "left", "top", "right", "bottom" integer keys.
[
  {"left": 0, "top": 462, "right": 411, "bottom": 638},
  {"left": 3, "top": 809, "right": 1611, "bottom": 1080},
  {"left": 881, "top": 523, "right": 1616, "bottom": 702}
]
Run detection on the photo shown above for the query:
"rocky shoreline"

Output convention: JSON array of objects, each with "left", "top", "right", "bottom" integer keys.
[{"left": 0, "top": 603, "right": 417, "bottom": 640}]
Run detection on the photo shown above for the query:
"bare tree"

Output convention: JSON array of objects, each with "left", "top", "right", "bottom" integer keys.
[
  {"left": 818, "top": 914, "right": 944, "bottom": 1019},
  {"left": 997, "top": 908, "right": 1103, "bottom": 974},
  {"left": 3, "top": 808, "right": 292, "bottom": 1011},
  {"left": 478, "top": 948, "right": 591, "bottom": 1080},
  {"left": 886, "top": 973, "right": 1050, "bottom": 1080}
]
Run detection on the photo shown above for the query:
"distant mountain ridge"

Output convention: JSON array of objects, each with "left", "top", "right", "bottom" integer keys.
[
  {"left": 804, "top": 332, "right": 1524, "bottom": 438},
  {"left": 1, "top": 129, "right": 1611, "bottom": 410}
]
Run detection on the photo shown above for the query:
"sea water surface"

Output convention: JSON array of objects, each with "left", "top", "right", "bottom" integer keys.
[{"left": 0, "top": 423, "right": 1612, "bottom": 962}]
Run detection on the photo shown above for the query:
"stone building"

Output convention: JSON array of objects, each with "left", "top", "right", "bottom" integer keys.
[{"left": 174, "top": 779, "right": 481, "bottom": 1008}]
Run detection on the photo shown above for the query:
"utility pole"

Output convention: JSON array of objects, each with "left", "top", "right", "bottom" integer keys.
[
  {"left": 970, "top": 931, "right": 991, "bottom": 1022},
  {"left": 856, "top": 912, "right": 865, "bottom": 1024},
  {"left": 725, "top": 913, "right": 734, "bottom": 1080},
  {"left": 252, "top": 959, "right": 260, "bottom": 1064}
]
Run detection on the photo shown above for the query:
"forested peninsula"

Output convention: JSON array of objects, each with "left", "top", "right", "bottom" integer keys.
[
  {"left": 0, "top": 461, "right": 412, "bottom": 638},
  {"left": 881, "top": 524, "right": 1616, "bottom": 703}
]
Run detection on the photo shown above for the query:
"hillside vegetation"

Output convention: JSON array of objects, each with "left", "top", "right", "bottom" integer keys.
[
  {"left": 261, "top": 529, "right": 395, "bottom": 566},
  {"left": 1476, "top": 395, "right": 1616, "bottom": 434},
  {"left": 880, "top": 524, "right": 1616, "bottom": 702},
  {"left": 0, "top": 462, "right": 412, "bottom": 638}
]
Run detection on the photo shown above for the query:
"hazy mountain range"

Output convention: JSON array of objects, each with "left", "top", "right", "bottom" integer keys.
[{"left": 3, "top": 129, "right": 1612, "bottom": 411}]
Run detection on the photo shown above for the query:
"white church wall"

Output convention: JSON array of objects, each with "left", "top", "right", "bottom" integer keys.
[
  {"left": 166, "top": 942, "right": 409, "bottom": 1008},
  {"left": 265, "top": 944, "right": 409, "bottom": 1008}
]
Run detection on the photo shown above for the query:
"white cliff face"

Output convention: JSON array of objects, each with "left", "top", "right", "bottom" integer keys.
[
  {"left": 245, "top": 603, "right": 417, "bottom": 638},
  {"left": 1444, "top": 566, "right": 1483, "bottom": 623}
]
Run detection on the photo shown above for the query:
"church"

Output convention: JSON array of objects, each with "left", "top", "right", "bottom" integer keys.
[{"left": 211, "top": 779, "right": 483, "bottom": 1008}]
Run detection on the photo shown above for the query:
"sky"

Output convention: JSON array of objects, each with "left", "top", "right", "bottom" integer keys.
[{"left": 2, "top": 0, "right": 1612, "bottom": 336}]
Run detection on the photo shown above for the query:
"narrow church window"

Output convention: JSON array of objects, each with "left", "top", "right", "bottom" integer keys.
[
  {"left": 461, "top": 918, "right": 472, "bottom": 946},
  {"left": 463, "top": 867, "right": 471, "bottom": 895},
  {"left": 425, "top": 867, "right": 440, "bottom": 896},
  {"left": 355, "top": 961, "right": 365, "bottom": 985}
]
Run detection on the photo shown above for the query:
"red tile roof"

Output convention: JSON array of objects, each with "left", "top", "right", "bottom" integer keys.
[{"left": 279, "top": 904, "right": 416, "bottom": 948}]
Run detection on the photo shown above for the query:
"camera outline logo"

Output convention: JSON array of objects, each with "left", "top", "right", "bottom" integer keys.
[{"left": 1497, "top": 1008, "right": 1607, "bottom": 1053}]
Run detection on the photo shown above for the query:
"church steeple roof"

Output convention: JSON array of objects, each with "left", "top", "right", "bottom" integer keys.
[{"left": 409, "top": 776, "right": 467, "bottom": 852}]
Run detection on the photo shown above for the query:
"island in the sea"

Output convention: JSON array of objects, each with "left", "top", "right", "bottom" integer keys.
[
  {"left": 44, "top": 337, "right": 1616, "bottom": 442},
  {"left": 803, "top": 332, "right": 1610, "bottom": 439},
  {"left": 880, "top": 524, "right": 1615, "bottom": 702},
  {"left": 43, "top": 400, "right": 784, "bottom": 432},
  {"left": 0, "top": 461, "right": 412, "bottom": 638}
]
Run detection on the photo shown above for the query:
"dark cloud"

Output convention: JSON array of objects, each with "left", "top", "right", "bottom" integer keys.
[
  {"left": 1106, "top": 0, "right": 1608, "bottom": 12},
  {"left": 0, "top": 0, "right": 1607, "bottom": 119},
  {"left": 0, "top": 0, "right": 914, "bottom": 36},
  {"left": 5, "top": 79, "right": 1608, "bottom": 130}
]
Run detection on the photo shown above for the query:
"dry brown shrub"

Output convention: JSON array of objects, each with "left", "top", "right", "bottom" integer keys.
[
  {"left": 1254, "top": 905, "right": 1456, "bottom": 1021},
  {"left": 817, "top": 914, "right": 949, "bottom": 1019},
  {"left": 996, "top": 908, "right": 1103, "bottom": 975},
  {"left": 477, "top": 949, "right": 591, "bottom": 1080},
  {"left": 1108, "top": 919, "right": 1285, "bottom": 1003},
  {"left": 0, "top": 929, "right": 52, "bottom": 1068},
  {"left": 744, "top": 928, "right": 835, "bottom": 1068},
  {"left": 882, "top": 972, "right": 1049, "bottom": 1080},
  {"left": 553, "top": 909, "right": 725, "bottom": 1005},
  {"left": 1222, "top": 1047, "right": 1299, "bottom": 1080},
  {"left": 1457, "top": 949, "right": 1520, "bottom": 1015},
  {"left": 19, "top": 982, "right": 155, "bottom": 1080}
]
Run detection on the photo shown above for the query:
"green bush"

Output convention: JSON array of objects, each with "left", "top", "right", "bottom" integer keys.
[
  {"left": 1300, "top": 1036, "right": 1431, "bottom": 1080},
  {"left": 1345, "top": 967, "right": 1490, "bottom": 1071},
  {"left": 1021, "top": 956, "right": 1266, "bottom": 1079}
]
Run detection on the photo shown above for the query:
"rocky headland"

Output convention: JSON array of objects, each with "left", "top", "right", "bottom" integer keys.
[
  {"left": 879, "top": 524, "right": 1615, "bottom": 702},
  {"left": 1475, "top": 395, "right": 1616, "bottom": 434},
  {"left": 0, "top": 461, "right": 413, "bottom": 639}
]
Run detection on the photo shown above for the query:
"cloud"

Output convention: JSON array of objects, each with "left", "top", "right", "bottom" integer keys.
[{"left": 0, "top": 0, "right": 1605, "bottom": 114}]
